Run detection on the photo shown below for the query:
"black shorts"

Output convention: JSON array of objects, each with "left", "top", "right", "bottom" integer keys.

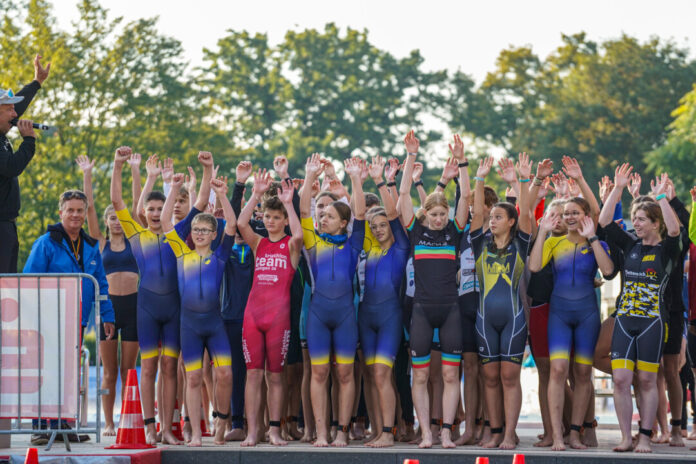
[
  {"left": 458, "top": 293, "right": 478, "bottom": 353},
  {"left": 100, "top": 293, "right": 138, "bottom": 342},
  {"left": 611, "top": 315, "right": 665, "bottom": 373},
  {"left": 663, "top": 311, "right": 685, "bottom": 356},
  {"left": 409, "top": 301, "right": 462, "bottom": 358}
]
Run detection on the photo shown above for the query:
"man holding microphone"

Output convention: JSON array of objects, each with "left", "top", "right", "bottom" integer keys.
[{"left": 0, "top": 54, "right": 51, "bottom": 273}]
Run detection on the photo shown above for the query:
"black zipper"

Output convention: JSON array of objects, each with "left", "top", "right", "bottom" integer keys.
[
  {"left": 331, "top": 245, "right": 335, "bottom": 280},
  {"left": 572, "top": 243, "right": 577, "bottom": 286},
  {"left": 199, "top": 257, "right": 203, "bottom": 299},
  {"left": 157, "top": 234, "right": 163, "bottom": 276}
]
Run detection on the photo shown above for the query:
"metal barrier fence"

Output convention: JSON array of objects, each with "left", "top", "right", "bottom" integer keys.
[{"left": 0, "top": 273, "right": 103, "bottom": 451}]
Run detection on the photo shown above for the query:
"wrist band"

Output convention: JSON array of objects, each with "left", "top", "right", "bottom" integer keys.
[
  {"left": 414, "top": 180, "right": 424, "bottom": 187},
  {"left": 387, "top": 181, "right": 396, "bottom": 187},
  {"left": 437, "top": 181, "right": 447, "bottom": 189},
  {"left": 458, "top": 161, "right": 469, "bottom": 167},
  {"left": 588, "top": 235, "right": 599, "bottom": 244},
  {"left": 407, "top": 152, "right": 417, "bottom": 157},
  {"left": 533, "top": 178, "right": 543, "bottom": 186},
  {"left": 375, "top": 181, "right": 386, "bottom": 189},
  {"left": 519, "top": 178, "right": 530, "bottom": 183},
  {"left": 655, "top": 193, "right": 666, "bottom": 201},
  {"left": 474, "top": 176, "right": 485, "bottom": 182}
]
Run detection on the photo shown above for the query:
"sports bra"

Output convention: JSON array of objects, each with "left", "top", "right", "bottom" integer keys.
[{"left": 102, "top": 239, "right": 138, "bottom": 275}]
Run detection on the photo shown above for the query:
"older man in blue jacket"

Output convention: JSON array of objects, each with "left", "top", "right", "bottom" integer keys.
[{"left": 24, "top": 189, "right": 116, "bottom": 444}]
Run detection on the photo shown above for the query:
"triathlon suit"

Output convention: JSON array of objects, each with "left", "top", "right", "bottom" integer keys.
[
  {"left": 527, "top": 260, "right": 553, "bottom": 359},
  {"left": 605, "top": 222, "right": 682, "bottom": 372},
  {"left": 357, "top": 218, "right": 409, "bottom": 368},
  {"left": 302, "top": 217, "right": 365, "bottom": 365},
  {"left": 165, "top": 229, "right": 234, "bottom": 372},
  {"left": 540, "top": 235, "right": 609, "bottom": 364},
  {"left": 458, "top": 225, "right": 479, "bottom": 353},
  {"left": 471, "top": 228, "right": 531, "bottom": 364},
  {"left": 100, "top": 239, "right": 139, "bottom": 342},
  {"left": 663, "top": 197, "right": 691, "bottom": 356},
  {"left": 242, "top": 235, "right": 296, "bottom": 373},
  {"left": 406, "top": 218, "right": 464, "bottom": 370},
  {"left": 116, "top": 208, "right": 181, "bottom": 359}
]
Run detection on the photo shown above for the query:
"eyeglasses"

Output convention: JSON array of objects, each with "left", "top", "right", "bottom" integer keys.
[
  {"left": 562, "top": 211, "right": 582, "bottom": 218},
  {"left": 192, "top": 227, "right": 213, "bottom": 235},
  {"left": 60, "top": 190, "right": 87, "bottom": 202}
]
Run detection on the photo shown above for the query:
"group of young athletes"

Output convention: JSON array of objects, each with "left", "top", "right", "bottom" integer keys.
[{"left": 75, "top": 131, "right": 696, "bottom": 454}]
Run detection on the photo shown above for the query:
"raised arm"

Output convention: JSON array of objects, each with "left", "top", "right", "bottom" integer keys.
[
  {"left": 690, "top": 186, "right": 696, "bottom": 245},
  {"left": 627, "top": 173, "right": 642, "bottom": 201},
  {"left": 385, "top": 158, "right": 401, "bottom": 204},
  {"left": 651, "top": 173, "right": 680, "bottom": 238},
  {"left": 300, "top": 153, "right": 324, "bottom": 218},
  {"left": 530, "top": 159, "right": 553, "bottom": 214},
  {"left": 345, "top": 157, "right": 365, "bottom": 220},
  {"left": 599, "top": 163, "right": 632, "bottom": 228},
  {"left": 194, "top": 151, "right": 214, "bottom": 212},
  {"left": 411, "top": 162, "right": 427, "bottom": 206},
  {"left": 527, "top": 211, "right": 559, "bottom": 273},
  {"left": 210, "top": 178, "right": 236, "bottom": 237},
  {"left": 238, "top": 169, "right": 271, "bottom": 251},
  {"left": 137, "top": 154, "right": 161, "bottom": 224},
  {"left": 578, "top": 216, "right": 615, "bottom": 276},
  {"left": 448, "top": 134, "right": 471, "bottom": 227},
  {"left": 161, "top": 173, "right": 184, "bottom": 233},
  {"left": 516, "top": 152, "right": 532, "bottom": 234},
  {"left": 127, "top": 152, "right": 143, "bottom": 220},
  {"left": 369, "top": 155, "right": 398, "bottom": 220},
  {"left": 278, "top": 179, "right": 304, "bottom": 267},
  {"left": 76, "top": 155, "right": 104, "bottom": 242},
  {"left": 398, "top": 130, "right": 419, "bottom": 226},
  {"left": 562, "top": 155, "right": 600, "bottom": 221},
  {"left": 110, "top": 146, "right": 132, "bottom": 212},
  {"left": 471, "top": 157, "right": 494, "bottom": 231}
]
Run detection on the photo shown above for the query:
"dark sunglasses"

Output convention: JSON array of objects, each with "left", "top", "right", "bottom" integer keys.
[{"left": 61, "top": 190, "right": 87, "bottom": 202}]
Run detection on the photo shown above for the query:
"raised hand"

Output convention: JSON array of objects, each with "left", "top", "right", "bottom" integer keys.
[
  {"left": 344, "top": 157, "right": 362, "bottom": 179},
  {"left": 552, "top": 172, "right": 569, "bottom": 199},
  {"left": 404, "top": 130, "right": 420, "bottom": 154},
  {"left": 328, "top": 178, "right": 346, "bottom": 198},
  {"left": 539, "top": 210, "right": 560, "bottom": 232},
  {"left": 691, "top": 186, "right": 696, "bottom": 202},
  {"left": 498, "top": 158, "right": 516, "bottom": 184},
  {"left": 292, "top": 178, "right": 304, "bottom": 190},
  {"left": 273, "top": 155, "right": 289, "bottom": 179},
  {"left": 649, "top": 172, "right": 670, "bottom": 196},
  {"left": 277, "top": 178, "right": 295, "bottom": 204},
  {"left": 516, "top": 152, "right": 532, "bottom": 180},
  {"left": 665, "top": 177, "right": 676, "bottom": 201},
  {"left": 161, "top": 157, "right": 174, "bottom": 184},
  {"left": 127, "top": 152, "right": 142, "bottom": 168},
  {"left": 171, "top": 172, "right": 185, "bottom": 189},
  {"left": 198, "top": 151, "right": 214, "bottom": 168},
  {"left": 627, "top": 173, "right": 642, "bottom": 199},
  {"left": 184, "top": 166, "right": 197, "bottom": 192},
  {"left": 359, "top": 158, "right": 369, "bottom": 184},
  {"left": 76, "top": 155, "right": 95, "bottom": 173},
  {"left": 145, "top": 154, "right": 161, "bottom": 178},
  {"left": 598, "top": 176, "right": 614, "bottom": 204},
  {"left": 253, "top": 169, "right": 272, "bottom": 195},
  {"left": 368, "top": 155, "right": 386, "bottom": 181},
  {"left": 476, "top": 157, "right": 494, "bottom": 179},
  {"left": 114, "top": 146, "right": 132, "bottom": 166},
  {"left": 568, "top": 178, "right": 581, "bottom": 197},
  {"left": 536, "top": 159, "right": 553, "bottom": 179},
  {"left": 448, "top": 134, "right": 466, "bottom": 162},
  {"left": 311, "top": 179, "right": 321, "bottom": 197},
  {"left": 33, "top": 54, "right": 51, "bottom": 85},
  {"left": 442, "top": 156, "right": 459, "bottom": 182},
  {"left": 578, "top": 216, "right": 597, "bottom": 239},
  {"left": 538, "top": 177, "right": 552, "bottom": 199},
  {"left": 412, "top": 162, "right": 424, "bottom": 182},
  {"left": 321, "top": 158, "right": 337, "bottom": 180},
  {"left": 236, "top": 161, "right": 253, "bottom": 184},
  {"left": 385, "top": 158, "right": 399, "bottom": 182},
  {"left": 561, "top": 155, "right": 583, "bottom": 180},
  {"left": 210, "top": 177, "right": 228, "bottom": 197},
  {"left": 613, "top": 163, "right": 633, "bottom": 189},
  {"left": 305, "top": 153, "right": 324, "bottom": 179}
]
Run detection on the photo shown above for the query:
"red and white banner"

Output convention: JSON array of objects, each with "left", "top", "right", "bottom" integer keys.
[{"left": 0, "top": 276, "right": 81, "bottom": 419}]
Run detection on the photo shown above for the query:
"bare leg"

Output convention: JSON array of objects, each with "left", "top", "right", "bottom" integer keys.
[
  {"left": 612, "top": 368, "right": 634, "bottom": 452},
  {"left": 185, "top": 369, "right": 203, "bottom": 447},
  {"left": 310, "top": 363, "right": 331, "bottom": 447},
  {"left": 429, "top": 351, "right": 443, "bottom": 445},
  {"left": 663, "top": 354, "right": 684, "bottom": 446},
  {"left": 455, "top": 353, "right": 479, "bottom": 445},
  {"left": 100, "top": 340, "right": 118, "bottom": 436},
  {"left": 593, "top": 317, "right": 614, "bottom": 375},
  {"left": 160, "top": 355, "right": 182, "bottom": 445},
  {"left": 481, "top": 363, "right": 503, "bottom": 448},
  {"left": 333, "top": 363, "right": 356, "bottom": 447},
  {"left": 366, "top": 364, "right": 396, "bottom": 448},
  {"left": 499, "top": 362, "right": 522, "bottom": 450},
  {"left": 300, "top": 348, "right": 315, "bottom": 442},
  {"left": 634, "top": 370, "right": 658, "bottom": 453},
  {"left": 140, "top": 356, "right": 159, "bottom": 445},
  {"left": 534, "top": 357, "right": 553, "bottom": 447},
  {"left": 548, "top": 358, "right": 568, "bottom": 450},
  {"left": 567, "top": 363, "right": 593, "bottom": 450},
  {"left": 440, "top": 363, "right": 460, "bottom": 449}
]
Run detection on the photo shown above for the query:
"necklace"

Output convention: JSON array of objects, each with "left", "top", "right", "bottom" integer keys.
[{"left": 70, "top": 235, "right": 81, "bottom": 261}]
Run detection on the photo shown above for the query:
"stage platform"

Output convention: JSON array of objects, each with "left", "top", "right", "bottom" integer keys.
[{"left": 2, "top": 427, "right": 695, "bottom": 464}]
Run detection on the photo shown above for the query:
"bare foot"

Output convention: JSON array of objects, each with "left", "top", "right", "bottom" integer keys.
[
  {"left": 213, "top": 419, "right": 227, "bottom": 445},
  {"left": 145, "top": 424, "right": 158, "bottom": 446},
  {"left": 269, "top": 428, "right": 288, "bottom": 446},
  {"left": 225, "top": 428, "right": 245, "bottom": 441},
  {"left": 183, "top": 421, "right": 192, "bottom": 443},
  {"left": 332, "top": 430, "right": 349, "bottom": 447},
  {"left": 366, "top": 432, "right": 394, "bottom": 448},
  {"left": 187, "top": 434, "right": 202, "bottom": 447},
  {"left": 363, "top": 430, "right": 379, "bottom": 445},
  {"left": 499, "top": 436, "right": 517, "bottom": 450},
  {"left": 534, "top": 434, "right": 553, "bottom": 447},
  {"left": 613, "top": 437, "right": 634, "bottom": 452},
  {"left": 582, "top": 428, "right": 598, "bottom": 448},
  {"left": 688, "top": 429, "right": 696, "bottom": 440},
  {"left": 568, "top": 433, "right": 587, "bottom": 450},
  {"left": 652, "top": 432, "right": 669, "bottom": 444},
  {"left": 551, "top": 437, "right": 566, "bottom": 451},
  {"left": 399, "top": 424, "right": 417, "bottom": 442},
  {"left": 418, "top": 430, "right": 433, "bottom": 449},
  {"left": 162, "top": 429, "right": 182, "bottom": 445},
  {"left": 288, "top": 423, "right": 303, "bottom": 441},
  {"left": 313, "top": 435, "right": 330, "bottom": 447},
  {"left": 440, "top": 429, "right": 456, "bottom": 449},
  {"left": 669, "top": 430, "right": 685, "bottom": 447},
  {"left": 634, "top": 435, "right": 652, "bottom": 453},
  {"left": 481, "top": 434, "right": 503, "bottom": 449},
  {"left": 241, "top": 433, "right": 258, "bottom": 447},
  {"left": 300, "top": 429, "right": 316, "bottom": 443},
  {"left": 454, "top": 429, "right": 476, "bottom": 446},
  {"left": 478, "top": 426, "right": 492, "bottom": 446},
  {"left": 102, "top": 423, "right": 116, "bottom": 437}
]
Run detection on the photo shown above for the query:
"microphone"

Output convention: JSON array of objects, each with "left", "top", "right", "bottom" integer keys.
[{"left": 10, "top": 119, "right": 54, "bottom": 131}]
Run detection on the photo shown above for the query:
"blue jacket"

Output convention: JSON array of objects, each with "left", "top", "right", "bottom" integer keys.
[{"left": 24, "top": 223, "right": 115, "bottom": 326}]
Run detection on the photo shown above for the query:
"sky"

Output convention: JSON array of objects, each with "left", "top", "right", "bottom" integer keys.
[{"left": 48, "top": 0, "right": 696, "bottom": 83}]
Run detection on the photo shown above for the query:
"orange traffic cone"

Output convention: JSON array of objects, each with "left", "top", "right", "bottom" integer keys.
[
  {"left": 106, "top": 369, "right": 156, "bottom": 449},
  {"left": 24, "top": 448, "right": 38, "bottom": 464},
  {"left": 170, "top": 400, "right": 184, "bottom": 441},
  {"left": 200, "top": 407, "right": 212, "bottom": 437},
  {"left": 512, "top": 454, "right": 525, "bottom": 464},
  {"left": 403, "top": 460, "right": 420, "bottom": 464},
  {"left": 475, "top": 458, "right": 489, "bottom": 464}
]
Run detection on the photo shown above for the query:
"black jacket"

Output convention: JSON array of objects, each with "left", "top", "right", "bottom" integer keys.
[{"left": 0, "top": 80, "right": 41, "bottom": 221}]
